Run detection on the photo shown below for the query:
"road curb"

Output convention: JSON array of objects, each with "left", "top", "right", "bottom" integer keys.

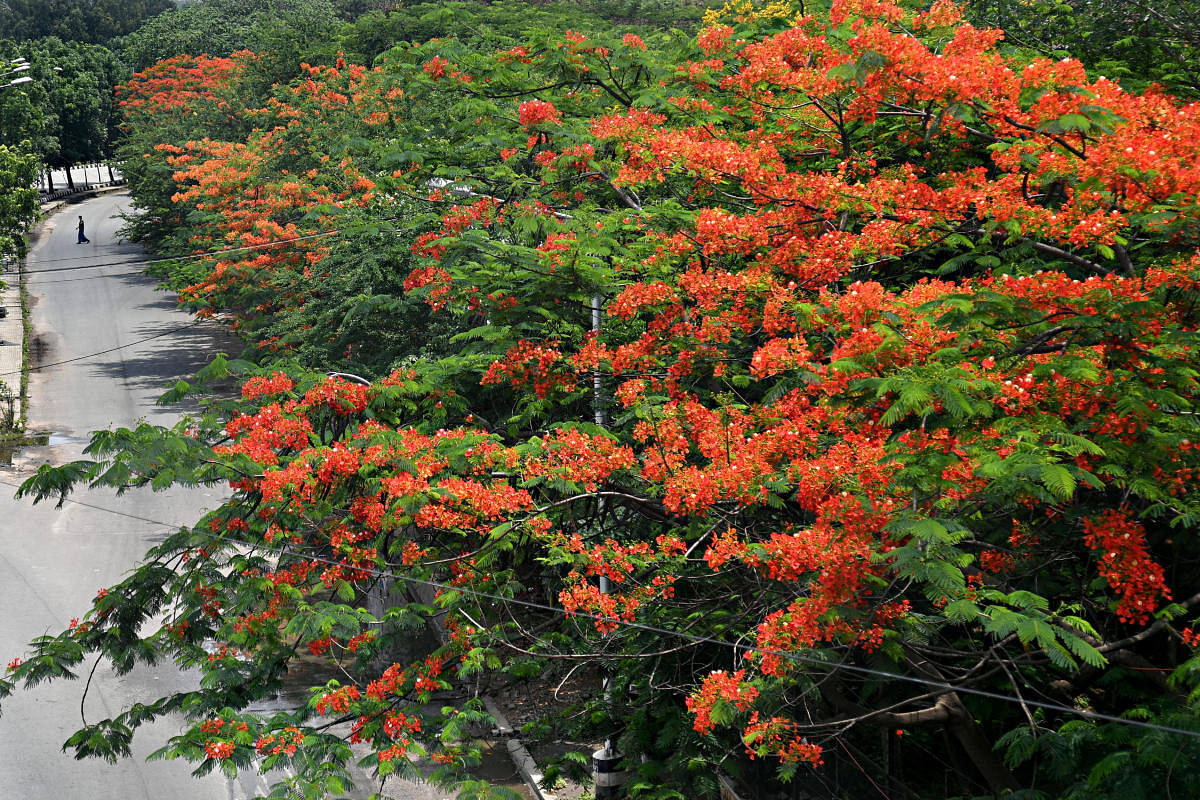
[
  {"left": 17, "top": 258, "right": 29, "bottom": 429},
  {"left": 483, "top": 695, "right": 559, "bottom": 800},
  {"left": 39, "top": 183, "right": 127, "bottom": 218}
]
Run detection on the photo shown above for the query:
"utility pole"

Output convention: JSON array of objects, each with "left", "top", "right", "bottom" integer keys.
[{"left": 591, "top": 292, "right": 626, "bottom": 799}]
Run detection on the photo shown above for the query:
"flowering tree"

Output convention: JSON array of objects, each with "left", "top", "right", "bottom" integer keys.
[
  {"left": 115, "top": 50, "right": 264, "bottom": 247},
  {"left": 6, "top": 1, "right": 1200, "bottom": 797}
]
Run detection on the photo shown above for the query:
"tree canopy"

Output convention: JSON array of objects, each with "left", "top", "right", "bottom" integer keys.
[
  {"left": 967, "top": 0, "right": 1200, "bottom": 98},
  {"left": 6, "top": 0, "right": 1200, "bottom": 798},
  {"left": 0, "top": 143, "right": 39, "bottom": 258},
  {"left": 0, "top": 37, "right": 125, "bottom": 174},
  {"left": 0, "top": 0, "right": 174, "bottom": 45},
  {"left": 111, "top": 0, "right": 344, "bottom": 74}
]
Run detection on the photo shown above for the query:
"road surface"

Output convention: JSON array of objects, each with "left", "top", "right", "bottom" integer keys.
[{"left": 0, "top": 194, "right": 452, "bottom": 799}]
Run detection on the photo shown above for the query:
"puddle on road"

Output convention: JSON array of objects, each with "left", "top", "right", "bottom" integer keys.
[
  {"left": 46, "top": 433, "right": 87, "bottom": 446},
  {"left": 0, "top": 430, "right": 89, "bottom": 466},
  {"left": 29, "top": 333, "right": 50, "bottom": 366},
  {"left": 474, "top": 740, "right": 536, "bottom": 797}
]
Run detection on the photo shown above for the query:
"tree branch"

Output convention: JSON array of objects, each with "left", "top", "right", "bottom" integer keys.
[
  {"left": 1098, "top": 589, "right": 1200, "bottom": 654},
  {"left": 1021, "top": 238, "right": 1115, "bottom": 275}
]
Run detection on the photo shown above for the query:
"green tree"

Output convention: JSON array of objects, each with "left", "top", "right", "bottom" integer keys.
[
  {"left": 328, "top": 0, "right": 705, "bottom": 65},
  {"left": 112, "top": 0, "right": 341, "bottom": 74},
  {"left": 967, "top": 0, "right": 1200, "bottom": 97},
  {"left": 0, "top": 0, "right": 173, "bottom": 45},
  {"left": 0, "top": 72, "right": 50, "bottom": 152},
  {"left": 1, "top": 38, "right": 124, "bottom": 188},
  {"left": 0, "top": 141, "right": 39, "bottom": 258}
]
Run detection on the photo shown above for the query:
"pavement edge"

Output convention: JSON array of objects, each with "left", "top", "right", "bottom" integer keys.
[
  {"left": 483, "top": 695, "right": 559, "bottom": 800},
  {"left": 17, "top": 256, "right": 29, "bottom": 428}
]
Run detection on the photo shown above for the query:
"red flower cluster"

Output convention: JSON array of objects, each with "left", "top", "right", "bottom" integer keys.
[
  {"left": 518, "top": 100, "right": 562, "bottom": 128},
  {"left": 686, "top": 670, "right": 759, "bottom": 734},
  {"left": 255, "top": 726, "right": 304, "bottom": 757},
  {"left": 1082, "top": 510, "right": 1171, "bottom": 625}
]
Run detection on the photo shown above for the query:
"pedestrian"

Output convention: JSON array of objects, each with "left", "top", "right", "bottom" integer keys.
[{"left": 76, "top": 215, "right": 90, "bottom": 244}]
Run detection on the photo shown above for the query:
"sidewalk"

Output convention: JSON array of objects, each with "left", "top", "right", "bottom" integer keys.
[{"left": 0, "top": 255, "right": 21, "bottom": 425}]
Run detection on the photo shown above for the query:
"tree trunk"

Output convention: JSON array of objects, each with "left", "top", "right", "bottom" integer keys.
[
  {"left": 64, "top": 167, "right": 75, "bottom": 190},
  {"left": 941, "top": 692, "right": 1020, "bottom": 796},
  {"left": 822, "top": 683, "right": 1019, "bottom": 796}
]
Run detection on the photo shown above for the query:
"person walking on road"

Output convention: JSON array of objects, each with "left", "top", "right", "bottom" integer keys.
[{"left": 77, "top": 215, "right": 90, "bottom": 244}]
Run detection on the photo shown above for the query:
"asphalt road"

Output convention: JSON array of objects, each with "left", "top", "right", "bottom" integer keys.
[
  {"left": 0, "top": 195, "right": 452, "bottom": 799},
  {"left": 0, "top": 193, "right": 284, "bottom": 798}
]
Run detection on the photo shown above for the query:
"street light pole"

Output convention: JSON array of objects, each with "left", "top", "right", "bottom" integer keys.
[
  {"left": 1, "top": 58, "right": 61, "bottom": 85},
  {"left": 2, "top": 60, "right": 64, "bottom": 191},
  {"left": 590, "top": 292, "right": 629, "bottom": 799}
]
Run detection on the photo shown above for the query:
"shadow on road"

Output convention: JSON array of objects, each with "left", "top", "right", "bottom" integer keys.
[
  {"left": 74, "top": 265, "right": 243, "bottom": 397},
  {"left": 85, "top": 320, "right": 242, "bottom": 397}
]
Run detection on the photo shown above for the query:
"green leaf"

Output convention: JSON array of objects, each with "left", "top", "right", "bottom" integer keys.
[{"left": 1040, "top": 463, "right": 1076, "bottom": 500}]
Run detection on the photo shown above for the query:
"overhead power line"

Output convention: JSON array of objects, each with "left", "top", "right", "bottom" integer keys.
[
  {"left": 7, "top": 228, "right": 357, "bottom": 379},
  {"left": 21, "top": 229, "right": 344, "bottom": 277},
  {"left": 0, "top": 320, "right": 206, "bottom": 379}
]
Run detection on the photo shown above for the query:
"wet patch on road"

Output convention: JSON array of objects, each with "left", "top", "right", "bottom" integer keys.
[{"left": 29, "top": 334, "right": 50, "bottom": 366}]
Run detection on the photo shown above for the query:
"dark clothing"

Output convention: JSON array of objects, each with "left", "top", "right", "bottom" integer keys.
[{"left": 77, "top": 219, "right": 89, "bottom": 244}]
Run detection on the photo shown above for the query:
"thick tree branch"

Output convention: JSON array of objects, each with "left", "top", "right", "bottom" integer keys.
[
  {"left": 1098, "top": 589, "right": 1200, "bottom": 654},
  {"left": 1021, "top": 238, "right": 1115, "bottom": 275}
]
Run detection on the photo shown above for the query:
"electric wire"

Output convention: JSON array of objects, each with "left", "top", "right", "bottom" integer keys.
[
  {"left": 0, "top": 320, "right": 206, "bottom": 379},
  {"left": 20, "top": 229, "right": 343, "bottom": 276},
  {"left": 24, "top": 270, "right": 148, "bottom": 286},
  {"left": 0, "top": 480, "right": 181, "bottom": 531},
  {"left": 2, "top": 477, "right": 1199, "bottom": 742}
]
